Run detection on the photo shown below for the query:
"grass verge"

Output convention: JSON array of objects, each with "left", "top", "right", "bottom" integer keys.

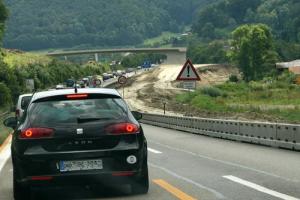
[
  {"left": 0, "top": 107, "right": 13, "bottom": 145},
  {"left": 176, "top": 81, "right": 300, "bottom": 123}
]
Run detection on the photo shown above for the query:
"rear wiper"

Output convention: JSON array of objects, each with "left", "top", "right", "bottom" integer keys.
[{"left": 77, "top": 117, "right": 113, "bottom": 124}]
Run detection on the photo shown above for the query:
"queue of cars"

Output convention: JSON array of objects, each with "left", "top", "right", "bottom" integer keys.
[
  {"left": 15, "top": 94, "right": 32, "bottom": 121},
  {"left": 4, "top": 87, "right": 148, "bottom": 199},
  {"left": 103, "top": 70, "right": 126, "bottom": 81}
]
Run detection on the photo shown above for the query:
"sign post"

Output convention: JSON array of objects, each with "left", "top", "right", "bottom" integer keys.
[
  {"left": 93, "top": 79, "right": 102, "bottom": 88},
  {"left": 176, "top": 59, "right": 200, "bottom": 116},
  {"left": 183, "top": 82, "right": 196, "bottom": 90},
  {"left": 176, "top": 59, "right": 201, "bottom": 90},
  {"left": 118, "top": 76, "right": 127, "bottom": 98},
  {"left": 163, "top": 102, "right": 166, "bottom": 115}
]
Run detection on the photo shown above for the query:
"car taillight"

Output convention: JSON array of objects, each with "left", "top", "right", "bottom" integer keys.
[
  {"left": 112, "top": 171, "right": 134, "bottom": 176},
  {"left": 31, "top": 176, "right": 53, "bottom": 181},
  {"left": 20, "top": 128, "right": 54, "bottom": 139},
  {"left": 105, "top": 123, "right": 139, "bottom": 135},
  {"left": 15, "top": 109, "right": 20, "bottom": 117},
  {"left": 66, "top": 94, "right": 88, "bottom": 99}
]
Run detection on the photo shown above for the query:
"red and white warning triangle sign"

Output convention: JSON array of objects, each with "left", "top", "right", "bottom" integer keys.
[{"left": 176, "top": 59, "right": 201, "bottom": 81}]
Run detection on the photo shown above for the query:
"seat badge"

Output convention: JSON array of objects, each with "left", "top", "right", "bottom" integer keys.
[{"left": 77, "top": 128, "right": 83, "bottom": 135}]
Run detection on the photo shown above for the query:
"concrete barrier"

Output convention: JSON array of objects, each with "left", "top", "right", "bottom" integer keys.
[
  {"left": 295, "top": 125, "right": 300, "bottom": 151},
  {"left": 141, "top": 113, "right": 300, "bottom": 151},
  {"left": 276, "top": 124, "right": 299, "bottom": 150}
]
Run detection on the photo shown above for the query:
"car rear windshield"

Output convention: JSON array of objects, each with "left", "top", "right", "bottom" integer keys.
[
  {"left": 21, "top": 96, "right": 32, "bottom": 110},
  {"left": 28, "top": 97, "right": 128, "bottom": 126}
]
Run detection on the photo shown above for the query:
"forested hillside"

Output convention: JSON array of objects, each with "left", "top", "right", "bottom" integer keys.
[
  {"left": 0, "top": 0, "right": 105, "bottom": 108},
  {"left": 191, "top": 0, "right": 300, "bottom": 61},
  {"left": 0, "top": 0, "right": 7, "bottom": 46},
  {"left": 3, "top": 0, "right": 212, "bottom": 50},
  {"left": 193, "top": 0, "right": 300, "bottom": 42}
]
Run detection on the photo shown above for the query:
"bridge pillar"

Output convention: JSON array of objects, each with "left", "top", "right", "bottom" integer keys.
[
  {"left": 163, "top": 51, "right": 186, "bottom": 65},
  {"left": 95, "top": 53, "right": 99, "bottom": 62},
  {"left": 64, "top": 56, "right": 68, "bottom": 61}
]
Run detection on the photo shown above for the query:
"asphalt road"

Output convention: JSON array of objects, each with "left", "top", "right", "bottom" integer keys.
[{"left": 0, "top": 124, "right": 299, "bottom": 200}]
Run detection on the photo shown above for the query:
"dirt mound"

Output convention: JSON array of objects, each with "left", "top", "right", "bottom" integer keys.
[
  {"left": 197, "top": 64, "right": 239, "bottom": 86},
  {"left": 119, "top": 64, "right": 239, "bottom": 116}
]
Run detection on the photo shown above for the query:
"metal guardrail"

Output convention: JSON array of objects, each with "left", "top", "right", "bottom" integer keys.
[
  {"left": 141, "top": 113, "right": 300, "bottom": 151},
  {"left": 102, "top": 69, "right": 144, "bottom": 88},
  {"left": 102, "top": 78, "right": 118, "bottom": 88}
]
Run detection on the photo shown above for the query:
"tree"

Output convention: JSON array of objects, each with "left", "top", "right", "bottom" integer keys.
[
  {"left": 192, "top": 0, "right": 300, "bottom": 45},
  {"left": 0, "top": 0, "right": 8, "bottom": 44},
  {"left": 3, "top": 0, "right": 212, "bottom": 50},
  {"left": 0, "top": 82, "right": 12, "bottom": 107},
  {"left": 201, "top": 23, "right": 216, "bottom": 40},
  {"left": 230, "top": 24, "right": 278, "bottom": 81},
  {"left": 0, "top": 1, "right": 11, "bottom": 107},
  {"left": 188, "top": 40, "right": 229, "bottom": 64}
]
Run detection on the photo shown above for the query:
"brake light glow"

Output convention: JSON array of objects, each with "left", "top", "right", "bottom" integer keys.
[
  {"left": 105, "top": 123, "right": 139, "bottom": 135},
  {"left": 20, "top": 128, "right": 54, "bottom": 139},
  {"left": 31, "top": 176, "right": 53, "bottom": 181},
  {"left": 112, "top": 171, "right": 134, "bottom": 176},
  {"left": 25, "top": 130, "right": 33, "bottom": 137},
  {"left": 66, "top": 94, "right": 88, "bottom": 99},
  {"left": 126, "top": 124, "right": 134, "bottom": 132}
]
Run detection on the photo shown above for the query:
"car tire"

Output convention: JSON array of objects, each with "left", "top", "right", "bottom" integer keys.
[
  {"left": 131, "top": 161, "right": 149, "bottom": 195},
  {"left": 13, "top": 170, "right": 30, "bottom": 200}
]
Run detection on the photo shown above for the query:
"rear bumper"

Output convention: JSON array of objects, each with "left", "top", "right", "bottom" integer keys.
[
  {"left": 27, "top": 170, "right": 144, "bottom": 187},
  {"left": 13, "top": 148, "right": 147, "bottom": 186}
]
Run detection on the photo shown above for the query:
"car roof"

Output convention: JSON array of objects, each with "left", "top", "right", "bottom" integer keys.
[
  {"left": 31, "top": 88, "right": 121, "bottom": 102},
  {"left": 19, "top": 93, "right": 33, "bottom": 98}
]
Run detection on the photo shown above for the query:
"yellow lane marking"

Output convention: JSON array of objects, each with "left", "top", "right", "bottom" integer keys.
[
  {"left": 0, "top": 134, "right": 12, "bottom": 153},
  {"left": 153, "top": 179, "right": 197, "bottom": 200}
]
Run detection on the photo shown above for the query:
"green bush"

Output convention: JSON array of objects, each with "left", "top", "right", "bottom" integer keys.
[
  {"left": 273, "top": 81, "right": 289, "bottom": 89},
  {"left": 201, "top": 87, "right": 222, "bottom": 97},
  {"left": 0, "top": 82, "right": 12, "bottom": 107},
  {"left": 277, "top": 71, "right": 297, "bottom": 84},
  {"left": 288, "top": 84, "right": 297, "bottom": 90},
  {"left": 229, "top": 74, "right": 239, "bottom": 82},
  {"left": 222, "top": 92, "right": 228, "bottom": 98},
  {"left": 0, "top": 59, "right": 103, "bottom": 105},
  {"left": 176, "top": 92, "right": 198, "bottom": 103},
  {"left": 249, "top": 81, "right": 265, "bottom": 91}
]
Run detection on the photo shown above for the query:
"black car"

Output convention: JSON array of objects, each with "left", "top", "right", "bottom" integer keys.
[{"left": 4, "top": 88, "right": 148, "bottom": 200}]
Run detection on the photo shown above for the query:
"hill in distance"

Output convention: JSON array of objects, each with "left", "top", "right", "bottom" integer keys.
[{"left": 3, "top": 0, "right": 213, "bottom": 50}]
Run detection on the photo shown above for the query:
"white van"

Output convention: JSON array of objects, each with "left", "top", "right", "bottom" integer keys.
[{"left": 15, "top": 93, "right": 32, "bottom": 120}]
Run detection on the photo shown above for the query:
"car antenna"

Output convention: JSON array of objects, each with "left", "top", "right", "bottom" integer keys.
[{"left": 74, "top": 80, "right": 78, "bottom": 93}]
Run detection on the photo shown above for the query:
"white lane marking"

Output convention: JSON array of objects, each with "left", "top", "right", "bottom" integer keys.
[
  {"left": 149, "top": 162, "right": 225, "bottom": 199},
  {"left": 149, "top": 140, "right": 299, "bottom": 183},
  {"left": 0, "top": 142, "right": 11, "bottom": 172},
  {"left": 148, "top": 148, "right": 162, "bottom": 154},
  {"left": 223, "top": 175, "right": 300, "bottom": 200}
]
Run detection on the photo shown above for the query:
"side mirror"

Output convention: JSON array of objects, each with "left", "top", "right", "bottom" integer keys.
[
  {"left": 3, "top": 117, "right": 17, "bottom": 129},
  {"left": 132, "top": 111, "right": 142, "bottom": 121}
]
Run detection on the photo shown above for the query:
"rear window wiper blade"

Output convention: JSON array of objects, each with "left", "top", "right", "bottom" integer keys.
[{"left": 77, "top": 117, "right": 113, "bottom": 124}]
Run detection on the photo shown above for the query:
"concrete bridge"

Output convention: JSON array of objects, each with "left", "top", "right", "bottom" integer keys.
[{"left": 46, "top": 47, "right": 187, "bottom": 65}]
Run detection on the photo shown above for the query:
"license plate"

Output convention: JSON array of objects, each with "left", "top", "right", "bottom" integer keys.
[{"left": 59, "top": 159, "right": 103, "bottom": 172}]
